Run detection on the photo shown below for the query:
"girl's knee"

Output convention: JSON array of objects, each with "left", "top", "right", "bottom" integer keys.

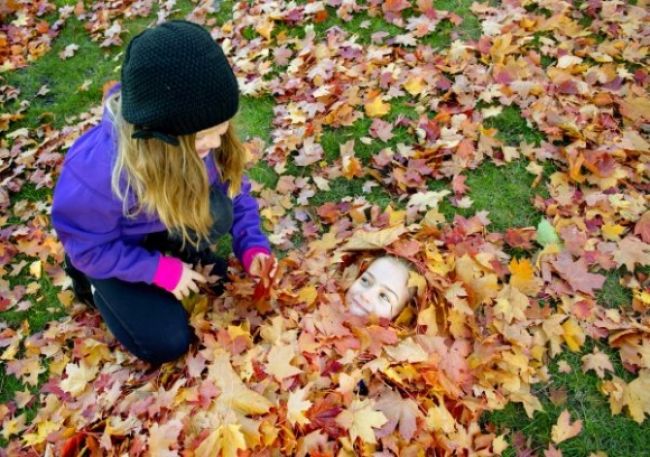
[{"left": 142, "top": 326, "right": 195, "bottom": 365}]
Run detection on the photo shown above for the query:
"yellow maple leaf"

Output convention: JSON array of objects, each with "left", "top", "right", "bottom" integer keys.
[
  {"left": 335, "top": 398, "right": 387, "bottom": 444},
  {"left": 60, "top": 361, "right": 98, "bottom": 396},
  {"left": 208, "top": 350, "right": 273, "bottom": 416},
  {"left": 407, "top": 271, "right": 426, "bottom": 296},
  {"left": 297, "top": 286, "right": 318, "bottom": 305},
  {"left": 341, "top": 225, "right": 407, "bottom": 251},
  {"left": 601, "top": 222, "right": 626, "bottom": 241},
  {"left": 561, "top": 318, "right": 585, "bottom": 352},
  {"left": 624, "top": 369, "right": 650, "bottom": 424},
  {"left": 147, "top": 419, "right": 183, "bottom": 456},
  {"left": 492, "top": 434, "right": 509, "bottom": 454},
  {"left": 266, "top": 343, "right": 302, "bottom": 381},
  {"left": 1, "top": 413, "right": 26, "bottom": 440},
  {"left": 255, "top": 19, "right": 274, "bottom": 40},
  {"left": 551, "top": 409, "right": 583, "bottom": 444},
  {"left": 455, "top": 254, "right": 499, "bottom": 307},
  {"left": 417, "top": 305, "right": 438, "bottom": 336},
  {"left": 384, "top": 337, "right": 428, "bottom": 363},
  {"left": 510, "top": 387, "right": 543, "bottom": 418},
  {"left": 494, "top": 284, "right": 529, "bottom": 324},
  {"left": 508, "top": 257, "right": 542, "bottom": 296},
  {"left": 21, "top": 419, "right": 60, "bottom": 446},
  {"left": 403, "top": 76, "right": 425, "bottom": 96},
  {"left": 425, "top": 404, "right": 456, "bottom": 433},
  {"left": 223, "top": 424, "right": 247, "bottom": 457},
  {"left": 29, "top": 260, "right": 41, "bottom": 278},
  {"left": 308, "top": 230, "right": 340, "bottom": 253},
  {"left": 364, "top": 95, "right": 390, "bottom": 118},
  {"left": 287, "top": 383, "right": 313, "bottom": 426}
]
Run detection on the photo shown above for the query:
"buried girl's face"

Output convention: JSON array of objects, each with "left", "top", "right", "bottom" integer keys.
[{"left": 344, "top": 257, "right": 411, "bottom": 320}]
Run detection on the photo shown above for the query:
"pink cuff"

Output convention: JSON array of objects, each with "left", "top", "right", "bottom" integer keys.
[
  {"left": 152, "top": 255, "right": 183, "bottom": 291},
  {"left": 242, "top": 247, "right": 271, "bottom": 273}
]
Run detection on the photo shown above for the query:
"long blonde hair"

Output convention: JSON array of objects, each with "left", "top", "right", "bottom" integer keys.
[{"left": 106, "top": 91, "right": 247, "bottom": 249}]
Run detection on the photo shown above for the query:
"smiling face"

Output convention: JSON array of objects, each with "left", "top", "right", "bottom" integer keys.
[
  {"left": 345, "top": 257, "right": 411, "bottom": 320},
  {"left": 195, "top": 120, "right": 230, "bottom": 158}
]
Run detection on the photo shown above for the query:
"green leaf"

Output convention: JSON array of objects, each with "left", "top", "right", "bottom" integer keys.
[{"left": 536, "top": 218, "right": 561, "bottom": 247}]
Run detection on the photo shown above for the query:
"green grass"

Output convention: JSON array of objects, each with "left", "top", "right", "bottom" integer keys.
[
  {"left": 308, "top": 176, "right": 395, "bottom": 209},
  {"left": 426, "top": 159, "right": 548, "bottom": 232},
  {"left": 597, "top": 268, "right": 633, "bottom": 309},
  {"left": 484, "top": 105, "right": 545, "bottom": 147},
  {"left": 485, "top": 342, "right": 650, "bottom": 457}
]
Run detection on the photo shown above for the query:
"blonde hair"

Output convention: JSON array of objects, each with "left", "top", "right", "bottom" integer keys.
[{"left": 106, "top": 91, "right": 247, "bottom": 250}]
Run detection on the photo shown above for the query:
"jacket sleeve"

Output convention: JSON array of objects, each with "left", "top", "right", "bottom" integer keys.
[
  {"left": 227, "top": 174, "right": 271, "bottom": 268},
  {"left": 51, "top": 168, "right": 164, "bottom": 284}
]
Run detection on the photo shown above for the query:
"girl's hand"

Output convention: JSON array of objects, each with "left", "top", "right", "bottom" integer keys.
[
  {"left": 248, "top": 253, "right": 277, "bottom": 278},
  {"left": 171, "top": 262, "right": 206, "bottom": 300},
  {"left": 249, "top": 254, "right": 277, "bottom": 301}
]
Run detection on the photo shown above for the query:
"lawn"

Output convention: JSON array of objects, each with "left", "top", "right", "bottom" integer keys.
[{"left": 1, "top": 0, "right": 649, "bottom": 455}]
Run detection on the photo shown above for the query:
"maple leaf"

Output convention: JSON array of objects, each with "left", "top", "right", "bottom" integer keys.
[
  {"left": 425, "top": 404, "right": 456, "bottom": 433},
  {"left": 407, "top": 190, "right": 451, "bottom": 212},
  {"left": 353, "top": 325, "right": 398, "bottom": 356},
  {"left": 613, "top": 235, "right": 650, "bottom": 272},
  {"left": 505, "top": 227, "right": 537, "bottom": 250},
  {"left": 493, "top": 434, "right": 509, "bottom": 454},
  {"left": 494, "top": 284, "right": 530, "bottom": 324},
  {"left": 294, "top": 137, "right": 324, "bottom": 166},
  {"left": 266, "top": 343, "right": 302, "bottom": 381},
  {"left": 383, "top": 0, "right": 411, "bottom": 14},
  {"left": 375, "top": 391, "right": 420, "bottom": 440},
  {"left": 59, "top": 43, "right": 79, "bottom": 60},
  {"left": 384, "top": 336, "right": 428, "bottom": 363},
  {"left": 59, "top": 361, "right": 98, "bottom": 396},
  {"left": 1, "top": 413, "right": 27, "bottom": 440},
  {"left": 365, "top": 94, "right": 390, "bottom": 118},
  {"left": 561, "top": 318, "right": 585, "bottom": 352},
  {"left": 508, "top": 258, "right": 542, "bottom": 296},
  {"left": 287, "top": 383, "right": 313, "bottom": 427},
  {"left": 581, "top": 348, "right": 614, "bottom": 378},
  {"left": 341, "top": 225, "right": 407, "bottom": 251},
  {"left": 551, "top": 409, "right": 583, "bottom": 444},
  {"left": 369, "top": 118, "right": 395, "bottom": 142},
  {"left": 551, "top": 251, "right": 605, "bottom": 296},
  {"left": 147, "top": 419, "right": 183, "bottom": 457},
  {"left": 403, "top": 76, "right": 426, "bottom": 96},
  {"left": 545, "top": 445, "right": 563, "bottom": 457},
  {"left": 306, "top": 396, "right": 344, "bottom": 436},
  {"left": 252, "top": 254, "right": 276, "bottom": 301},
  {"left": 208, "top": 350, "right": 273, "bottom": 416},
  {"left": 195, "top": 424, "right": 247, "bottom": 457},
  {"left": 634, "top": 211, "right": 650, "bottom": 243},
  {"left": 335, "top": 398, "right": 387, "bottom": 444}
]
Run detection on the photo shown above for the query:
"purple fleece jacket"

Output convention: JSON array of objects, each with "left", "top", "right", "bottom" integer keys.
[{"left": 51, "top": 83, "right": 270, "bottom": 291}]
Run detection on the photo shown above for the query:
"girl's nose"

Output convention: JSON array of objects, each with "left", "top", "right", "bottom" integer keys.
[{"left": 360, "top": 288, "right": 374, "bottom": 304}]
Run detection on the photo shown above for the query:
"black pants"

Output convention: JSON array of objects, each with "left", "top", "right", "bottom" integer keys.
[{"left": 64, "top": 187, "right": 233, "bottom": 366}]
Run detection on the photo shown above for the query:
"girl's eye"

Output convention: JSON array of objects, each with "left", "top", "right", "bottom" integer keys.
[
  {"left": 380, "top": 292, "right": 390, "bottom": 302},
  {"left": 360, "top": 276, "right": 369, "bottom": 284}
]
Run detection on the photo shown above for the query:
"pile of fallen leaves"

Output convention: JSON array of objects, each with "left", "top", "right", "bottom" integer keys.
[{"left": 1, "top": 0, "right": 649, "bottom": 456}]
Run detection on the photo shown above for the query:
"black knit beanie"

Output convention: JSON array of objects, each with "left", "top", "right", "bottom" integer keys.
[{"left": 120, "top": 20, "right": 239, "bottom": 146}]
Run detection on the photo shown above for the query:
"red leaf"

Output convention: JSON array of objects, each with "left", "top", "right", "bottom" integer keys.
[
  {"left": 61, "top": 432, "right": 87, "bottom": 457},
  {"left": 551, "top": 251, "right": 606, "bottom": 296},
  {"left": 253, "top": 255, "right": 276, "bottom": 302},
  {"left": 635, "top": 211, "right": 650, "bottom": 243}
]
